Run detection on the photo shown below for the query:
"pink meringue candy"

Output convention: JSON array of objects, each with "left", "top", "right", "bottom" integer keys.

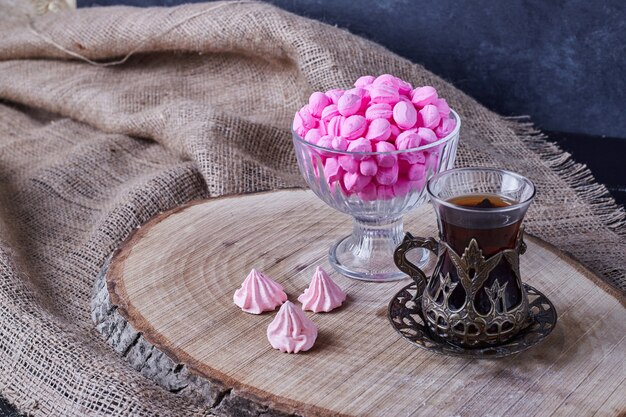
[
  {"left": 340, "top": 115, "right": 367, "bottom": 140},
  {"left": 327, "top": 115, "right": 345, "bottom": 136},
  {"left": 365, "top": 103, "right": 393, "bottom": 121},
  {"left": 325, "top": 88, "right": 344, "bottom": 104},
  {"left": 374, "top": 141, "right": 397, "bottom": 168},
  {"left": 267, "top": 301, "right": 318, "bottom": 353},
  {"left": 304, "top": 128, "right": 322, "bottom": 145},
  {"left": 411, "top": 86, "right": 438, "bottom": 107},
  {"left": 435, "top": 117, "right": 457, "bottom": 138},
  {"left": 324, "top": 157, "right": 344, "bottom": 183},
  {"left": 375, "top": 162, "right": 399, "bottom": 185},
  {"left": 315, "top": 135, "right": 334, "bottom": 157},
  {"left": 338, "top": 154, "right": 360, "bottom": 173},
  {"left": 372, "top": 74, "right": 399, "bottom": 87},
  {"left": 359, "top": 157, "right": 378, "bottom": 176},
  {"left": 321, "top": 104, "right": 340, "bottom": 123},
  {"left": 298, "top": 266, "right": 347, "bottom": 313},
  {"left": 331, "top": 136, "right": 348, "bottom": 151},
  {"left": 343, "top": 171, "right": 372, "bottom": 192},
  {"left": 365, "top": 118, "right": 392, "bottom": 142},
  {"left": 434, "top": 98, "right": 450, "bottom": 117},
  {"left": 337, "top": 93, "right": 362, "bottom": 117},
  {"left": 233, "top": 269, "right": 288, "bottom": 314},
  {"left": 346, "top": 137, "right": 372, "bottom": 160},
  {"left": 354, "top": 75, "right": 375, "bottom": 88},
  {"left": 393, "top": 101, "right": 417, "bottom": 130},
  {"left": 417, "top": 104, "right": 441, "bottom": 130},
  {"left": 369, "top": 83, "right": 400, "bottom": 105},
  {"left": 308, "top": 92, "right": 331, "bottom": 118},
  {"left": 292, "top": 106, "right": 316, "bottom": 137}
]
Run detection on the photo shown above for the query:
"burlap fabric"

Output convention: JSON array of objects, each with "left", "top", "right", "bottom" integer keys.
[{"left": 0, "top": 1, "right": 624, "bottom": 415}]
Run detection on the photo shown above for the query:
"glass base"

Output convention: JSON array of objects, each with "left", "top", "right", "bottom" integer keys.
[{"left": 328, "top": 217, "right": 430, "bottom": 282}]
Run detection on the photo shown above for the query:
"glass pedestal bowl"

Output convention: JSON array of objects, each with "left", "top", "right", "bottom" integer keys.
[{"left": 292, "top": 109, "right": 461, "bottom": 282}]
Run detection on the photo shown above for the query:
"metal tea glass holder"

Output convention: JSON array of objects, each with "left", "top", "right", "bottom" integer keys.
[
  {"left": 387, "top": 168, "right": 557, "bottom": 358},
  {"left": 388, "top": 229, "right": 557, "bottom": 358}
]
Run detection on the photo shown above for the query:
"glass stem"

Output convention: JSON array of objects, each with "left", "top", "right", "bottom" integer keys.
[{"left": 350, "top": 217, "right": 404, "bottom": 259}]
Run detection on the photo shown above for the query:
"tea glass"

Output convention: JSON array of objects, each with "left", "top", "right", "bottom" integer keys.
[{"left": 394, "top": 168, "right": 536, "bottom": 346}]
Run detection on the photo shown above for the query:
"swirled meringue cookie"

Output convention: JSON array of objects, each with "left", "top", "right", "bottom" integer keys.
[
  {"left": 298, "top": 266, "right": 347, "bottom": 313},
  {"left": 233, "top": 269, "right": 287, "bottom": 314},
  {"left": 267, "top": 301, "right": 318, "bottom": 353}
]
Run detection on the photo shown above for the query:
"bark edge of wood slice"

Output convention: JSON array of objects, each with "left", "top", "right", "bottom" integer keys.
[{"left": 92, "top": 189, "right": 626, "bottom": 417}]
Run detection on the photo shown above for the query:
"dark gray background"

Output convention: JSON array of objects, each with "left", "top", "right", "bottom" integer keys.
[{"left": 77, "top": 0, "right": 626, "bottom": 140}]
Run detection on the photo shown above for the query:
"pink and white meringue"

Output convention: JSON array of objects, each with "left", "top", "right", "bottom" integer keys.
[
  {"left": 434, "top": 97, "right": 450, "bottom": 117},
  {"left": 343, "top": 171, "right": 372, "bottom": 192},
  {"left": 340, "top": 115, "right": 367, "bottom": 140},
  {"left": 375, "top": 162, "right": 399, "bottom": 186},
  {"left": 267, "top": 301, "right": 318, "bottom": 353},
  {"left": 372, "top": 73, "right": 400, "bottom": 88},
  {"left": 346, "top": 137, "right": 372, "bottom": 158},
  {"left": 324, "top": 157, "right": 344, "bottom": 183},
  {"left": 374, "top": 141, "right": 397, "bottom": 168},
  {"left": 365, "top": 103, "right": 393, "bottom": 121},
  {"left": 417, "top": 105, "right": 441, "bottom": 130},
  {"left": 395, "top": 131, "right": 421, "bottom": 151},
  {"left": 298, "top": 266, "right": 347, "bottom": 313},
  {"left": 365, "top": 118, "right": 392, "bottom": 142},
  {"left": 337, "top": 93, "right": 362, "bottom": 117},
  {"left": 304, "top": 128, "right": 322, "bottom": 145},
  {"left": 233, "top": 269, "right": 287, "bottom": 314},
  {"left": 327, "top": 115, "right": 345, "bottom": 137},
  {"left": 331, "top": 135, "right": 348, "bottom": 151},
  {"left": 407, "top": 162, "right": 427, "bottom": 181},
  {"left": 411, "top": 86, "right": 438, "bottom": 107},
  {"left": 308, "top": 92, "right": 331, "bottom": 118},
  {"left": 338, "top": 154, "right": 360, "bottom": 173},
  {"left": 416, "top": 127, "right": 438, "bottom": 145},
  {"left": 325, "top": 88, "right": 344, "bottom": 104},
  {"left": 359, "top": 158, "right": 379, "bottom": 176},
  {"left": 393, "top": 101, "right": 417, "bottom": 130},
  {"left": 435, "top": 117, "right": 457, "bottom": 138},
  {"left": 316, "top": 135, "right": 334, "bottom": 156},
  {"left": 354, "top": 75, "right": 375, "bottom": 88},
  {"left": 370, "top": 84, "right": 400, "bottom": 105},
  {"left": 321, "top": 104, "right": 340, "bottom": 123}
]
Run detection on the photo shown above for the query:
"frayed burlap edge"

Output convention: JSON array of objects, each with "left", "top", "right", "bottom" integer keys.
[{"left": 503, "top": 116, "right": 626, "bottom": 301}]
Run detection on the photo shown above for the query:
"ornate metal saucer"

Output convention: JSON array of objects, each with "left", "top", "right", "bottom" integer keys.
[{"left": 388, "top": 283, "right": 557, "bottom": 358}]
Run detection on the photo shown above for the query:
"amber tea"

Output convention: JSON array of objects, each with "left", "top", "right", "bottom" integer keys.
[
  {"left": 433, "top": 193, "right": 524, "bottom": 315},
  {"left": 442, "top": 194, "right": 520, "bottom": 256}
]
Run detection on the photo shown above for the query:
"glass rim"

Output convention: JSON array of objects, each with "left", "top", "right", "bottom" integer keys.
[
  {"left": 292, "top": 109, "right": 460, "bottom": 156},
  {"left": 427, "top": 167, "right": 536, "bottom": 213}
]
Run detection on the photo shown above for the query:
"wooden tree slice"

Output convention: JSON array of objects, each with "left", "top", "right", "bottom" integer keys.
[{"left": 93, "top": 190, "right": 626, "bottom": 417}]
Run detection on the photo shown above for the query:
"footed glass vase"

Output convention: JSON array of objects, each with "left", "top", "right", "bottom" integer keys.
[{"left": 292, "top": 110, "right": 461, "bottom": 281}]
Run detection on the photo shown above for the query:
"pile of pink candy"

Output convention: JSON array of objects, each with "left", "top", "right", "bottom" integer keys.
[{"left": 293, "top": 74, "right": 456, "bottom": 200}]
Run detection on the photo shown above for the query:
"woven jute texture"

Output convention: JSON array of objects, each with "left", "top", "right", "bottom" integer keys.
[{"left": 0, "top": 1, "right": 624, "bottom": 415}]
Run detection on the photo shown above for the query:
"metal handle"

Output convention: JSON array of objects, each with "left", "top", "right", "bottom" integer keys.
[{"left": 394, "top": 232, "right": 439, "bottom": 297}]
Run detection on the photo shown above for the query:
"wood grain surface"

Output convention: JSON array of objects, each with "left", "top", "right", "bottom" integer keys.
[{"left": 104, "top": 190, "right": 626, "bottom": 417}]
